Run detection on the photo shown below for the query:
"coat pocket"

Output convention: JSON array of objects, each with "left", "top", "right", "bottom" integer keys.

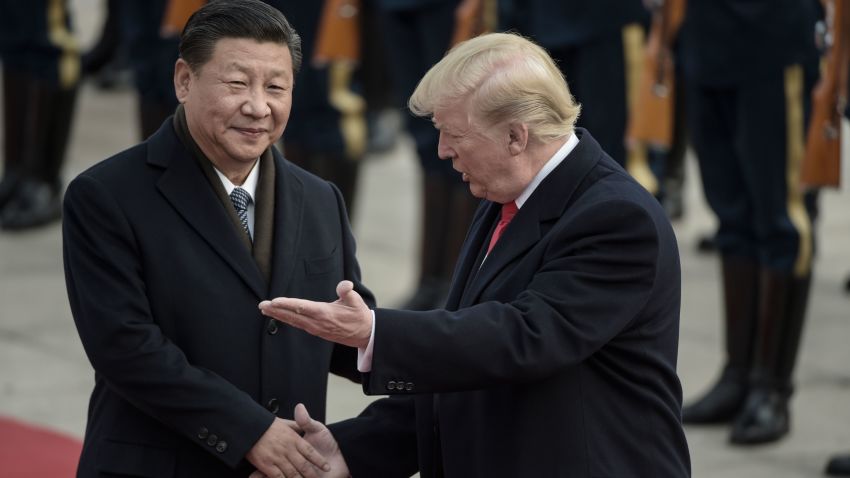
[{"left": 304, "top": 248, "right": 340, "bottom": 277}]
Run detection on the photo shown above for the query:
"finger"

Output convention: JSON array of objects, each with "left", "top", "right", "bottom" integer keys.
[
  {"left": 278, "top": 461, "right": 300, "bottom": 478},
  {"left": 335, "top": 280, "right": 354, "bottom": 297},
  {"left": 247, "top": 472, "right": 265, "bottom": 478},
  {"left": 281, "top": 418, "right": 303, "bottom": 434},
  {"left": 294, "top": 403, "right": 318, "bottom": 433},
  {"left": 293, "top": 456, "right": 321, "bottom": 478},
  {"left": 258, "top": 301, "right": 308, "bottom": 327},
  {"left": 281, "top": 457, "right": 318, "bottom": 478},
  {"left": 336, "top": 281, "right": 366, "bottom": 310},
  {"left": 255, "top": 463, "right": 284, "bottom": 478},
  {"left": 269, "top": 297, "right": 317, "bottom": 317},
  {"left": 293, "top": 436, "right": 331, "bottom": 473}
]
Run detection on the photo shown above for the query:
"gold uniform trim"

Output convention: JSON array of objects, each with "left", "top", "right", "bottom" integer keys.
[
  {"left": 623, "top": 23, "right": 659, "bottom": 195},
  {"left": 47, "top": 0, "right": 80, "bottom": 89},
  {"left": 784, "top": 64, "right": 813, "bottom": 277},
  {"left": 327, "top": 62, "right": 367, "bottom": 160}
]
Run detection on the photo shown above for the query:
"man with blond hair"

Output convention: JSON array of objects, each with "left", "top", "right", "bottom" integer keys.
[{"left": 261, "top": 32, "right": 691, "bottom": 477}]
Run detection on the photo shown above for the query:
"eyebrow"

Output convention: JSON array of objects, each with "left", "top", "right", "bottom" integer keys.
[{"left": 226, "top": 63, "right": 289, "bottom": 79}]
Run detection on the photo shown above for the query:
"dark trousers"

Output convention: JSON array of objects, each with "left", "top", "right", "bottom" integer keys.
[
  {"left": 0, "top": 0, "right": 77, "bottom": 87},
  {"left": 687, "top": 64, "right": 818, "bottom": 273}
]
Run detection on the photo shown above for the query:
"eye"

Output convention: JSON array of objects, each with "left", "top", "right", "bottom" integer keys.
[{"left": 228, "top": 80, "right": 247, "bottom": 88}]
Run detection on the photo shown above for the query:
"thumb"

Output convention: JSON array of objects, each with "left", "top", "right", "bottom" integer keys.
[
  {"left": 294, "top": 403, "right": 320, "bottom": 433},
  {"left": 336, "top": 280, "right": 363, "bottom": 307}
]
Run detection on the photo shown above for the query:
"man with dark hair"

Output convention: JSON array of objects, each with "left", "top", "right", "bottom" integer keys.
[{"left": 63, "top": 1, "right": 372, "bottom": 476}]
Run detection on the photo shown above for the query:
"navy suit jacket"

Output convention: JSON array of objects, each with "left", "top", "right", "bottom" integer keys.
[
  {"left": 64, "top": 119, "right": 372, "bottom": 477},
  {"left": 332, "top": 129, "right": 690, "bottom": 477}
]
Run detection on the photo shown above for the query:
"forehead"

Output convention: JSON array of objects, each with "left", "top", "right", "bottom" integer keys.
[
  {"left": 433, "top": 98, "right": 472, "bottom": 131},
  {"left": 205, "top": 37, "right": 292, "bottom": 75}
]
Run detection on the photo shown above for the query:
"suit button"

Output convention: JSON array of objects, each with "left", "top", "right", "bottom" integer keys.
[
  {"left": 267, "top": 398, "right": 279, "bottom": 414},
  {"left": 197, "top": 427, "right": 209, "bottom": 440},
  {"left": 387, "top": 381, "right": 396, "bottom": 391},
  {"left": 405, "top": 382, "right": 414, "bottom": 391},
  {"left": 206, "top": 434, "right": 218, "bottom": 446},
  {"left": 267, "top": 320, "right": 278, "bottom": 335},
  {"left": 216, "top": 441, "right": 228, "bottom": 453}
]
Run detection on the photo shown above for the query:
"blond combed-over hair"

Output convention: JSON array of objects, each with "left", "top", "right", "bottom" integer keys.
[{"left": 409, "top": 32, "right": 580, "bottom": 143}]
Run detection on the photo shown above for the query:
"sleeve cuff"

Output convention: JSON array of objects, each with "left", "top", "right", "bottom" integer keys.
[{"left": 356, "top": 310, "right": 376, "bottom": 372}]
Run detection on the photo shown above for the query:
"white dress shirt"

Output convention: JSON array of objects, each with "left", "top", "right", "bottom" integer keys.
[{"left": 213, "top": 159, "right": 261, "bottom": 238}]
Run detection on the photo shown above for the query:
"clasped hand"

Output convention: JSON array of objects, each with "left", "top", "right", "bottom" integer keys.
[
  {"left": 248, "top": 403, "right": 348, "bottom": 478},
  {"left": 258, "top": 280, "right": 373, "bottom": 349}
]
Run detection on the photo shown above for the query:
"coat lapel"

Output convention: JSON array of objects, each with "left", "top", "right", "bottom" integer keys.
[
  {"left": 445, "top": 201, "right": 498, "bottom": 310},
  {"left": 149, "top": 122, "right": 266, "bottom": 299},
  {"left": 456, "top": 128, "right": 604, "bottom": 307},
  {"left": 267, "top": 149, "right": 304, "bottom": 298}
]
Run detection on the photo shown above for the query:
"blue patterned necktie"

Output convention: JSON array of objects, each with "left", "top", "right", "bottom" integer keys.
[{"left": 229, "top": 187, "right": 252, "bottom": 240}]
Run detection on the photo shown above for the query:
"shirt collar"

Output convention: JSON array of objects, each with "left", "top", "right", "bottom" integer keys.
[
  {"left": 514, "top": 131, "right": 579, "bottom": 209},
  {"left": 213, "top": 159, "right": 261, "bottom": 201}
]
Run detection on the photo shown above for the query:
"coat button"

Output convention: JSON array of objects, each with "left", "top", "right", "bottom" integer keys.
[
  {"left": 216, "top": 441, "right": 228, "bottom": 453},
  {"left": 267, "top": 320, "right": 278, "bottom": 335},
  {"left": 387, "top": 381, "right": 396, "bottom": 391},
  {"left": 267, "top": 398, "right": 279, "bottom": 414},
  {"left": 197, "top": 427, "right": 209, "bottom": 440},
  {"left": 206, "top": 434, "right": 218, "bottom": 446},
  {"left": 405, "top": 382, "right": 414, "bottom": 391}
]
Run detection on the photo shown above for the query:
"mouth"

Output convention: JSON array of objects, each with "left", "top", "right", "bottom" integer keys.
[
  {"left": 233, "top": 127, "right": 267, "bottom": 138},
  {"left": 453, "top": 166, "right": 469, "bottom": 182}
]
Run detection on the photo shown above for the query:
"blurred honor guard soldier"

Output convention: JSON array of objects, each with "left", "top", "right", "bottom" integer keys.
[
  {"left": 376, "top": 0, "right": 483, "bottom": 310},
  {"left": 276, "top": 0, "right": 367, "bottom": 216},
  {"left": 679, "top": 0, "right": 820, "bottom": 444},
  {"left": 499, "top": 0, "right": 649, "bottom": 167},
  {"left": 261, "top": 32, "right": 691, "bottom": 478},
  {"left": 63, "top": 1, "right": 373, "bottom": 476},
  {"left": 124, "top": 0, "right": 182, "bottom": 140},
  {"left": 0, "top": 0, "right": 79, "bottom": 230}
]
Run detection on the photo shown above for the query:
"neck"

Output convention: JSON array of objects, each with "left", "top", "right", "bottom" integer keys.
[
  {"left": 215, "top": 161, "right": 255, "bottom": 187},
  {"left": 524, "top": 136, "right": 568, "bottom": 177}
]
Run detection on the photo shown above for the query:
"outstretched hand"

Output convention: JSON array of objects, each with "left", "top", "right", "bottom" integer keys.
[{"left": 259, "top": 280, "right": 372, "bottom": 348}]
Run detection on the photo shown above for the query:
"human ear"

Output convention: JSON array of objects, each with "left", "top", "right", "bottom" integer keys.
[
  {"left": 507, "top": 123, "right": 529, "bottom": 155},
  {"left": 173, "top": 59, "right": 192, "bottom": 104}
]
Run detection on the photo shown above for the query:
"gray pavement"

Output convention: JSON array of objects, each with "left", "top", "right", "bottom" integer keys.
[{"left": 2, "top": 3, "right": 850, "bottom": 476}]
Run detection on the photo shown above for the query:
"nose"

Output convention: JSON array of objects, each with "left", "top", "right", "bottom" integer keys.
[{"left": 241, "top": 88, "right": 271, "bottom": 118}]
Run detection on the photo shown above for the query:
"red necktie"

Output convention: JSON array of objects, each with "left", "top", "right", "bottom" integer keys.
[{"left": 487, "top": 201, "right": 518, "bottom": 254}]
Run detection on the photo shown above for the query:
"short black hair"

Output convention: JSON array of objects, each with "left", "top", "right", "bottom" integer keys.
[{"left": 179, "top": 0, "right": 302, "bottom": 73}]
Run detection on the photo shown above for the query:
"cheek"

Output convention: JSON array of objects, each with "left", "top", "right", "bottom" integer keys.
[{"left": 272, "top": 99, "right": 291, "bottom": 122}]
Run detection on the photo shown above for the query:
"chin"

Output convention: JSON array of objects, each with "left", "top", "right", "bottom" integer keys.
[{"left": 233, "top": 145, "right": 269, "bottom": 161}]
